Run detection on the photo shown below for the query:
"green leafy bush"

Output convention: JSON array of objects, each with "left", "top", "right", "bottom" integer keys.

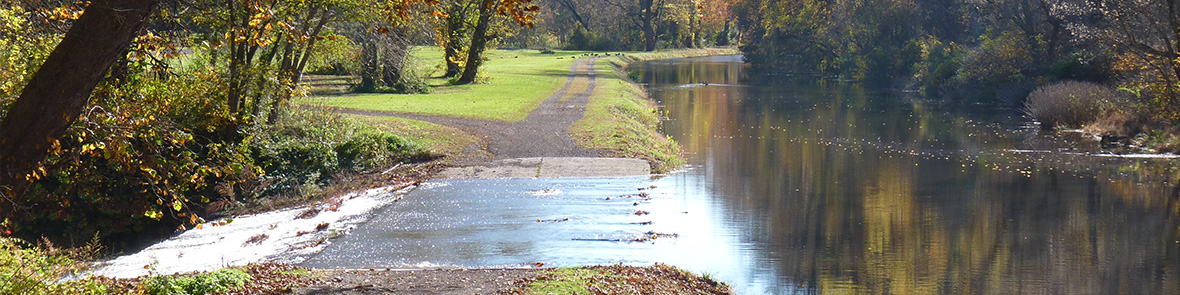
[
  {"left": 143, "top": 268, "right": 250, "bottom": 295},
  {"left": 305, "top": 32, "right": 360, "bottom": 75},
  {"left": 956, "top": 32, "right": 1033, "bottom": 86},
  {"left": 0, "top": 237, "right": 110, "bottom": 295},
  {"left": 14, "top": 68, "right": 244, "bottom": 249},
  {"left": 250, "top": 109, "right": 433, "bottom": 197},
  {"left": 0, "top": 5, "right": 61, "bottom": 118}
]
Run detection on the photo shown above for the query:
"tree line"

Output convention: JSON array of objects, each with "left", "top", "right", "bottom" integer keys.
[{"left": 733, "top": 0, "right": 1166, "bottom": 97}]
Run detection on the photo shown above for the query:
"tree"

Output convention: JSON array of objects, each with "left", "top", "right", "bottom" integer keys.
[
  {"left": 454, "top": 0, "right": 540, "bottom": 85},
  {"left": 0, "top": 0, "right": 157, "bottom": 206},
  {"left": 1060, "top": 0, "right": 1180, "bottom": 116},
  {"left": 439, "top": 0, "right": 474, "bottom": 78}
]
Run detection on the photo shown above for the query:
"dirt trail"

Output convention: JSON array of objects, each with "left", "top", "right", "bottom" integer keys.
[{"left": 329, "top": 57, "right": 603, "bottom": 165}]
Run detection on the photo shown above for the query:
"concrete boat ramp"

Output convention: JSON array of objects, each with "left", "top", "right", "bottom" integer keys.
[{"left": 438, "top": 157, "right": 652, "bottom": 179}]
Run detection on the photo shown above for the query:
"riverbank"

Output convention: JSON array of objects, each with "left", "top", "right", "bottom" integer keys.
[{"left": 89, "top": 263, "right": 731, "bottom": 294}]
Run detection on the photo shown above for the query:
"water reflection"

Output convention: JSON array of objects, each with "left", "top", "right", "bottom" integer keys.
[{"left": 644, "top": 55, "right": 1180, "bottom": 294}]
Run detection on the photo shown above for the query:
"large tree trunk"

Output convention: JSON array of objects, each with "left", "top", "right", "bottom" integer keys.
[
  {"left": 0, "top": 0, "right": 157, "bottom": 202},
  {"left": 456, "top": 0, "right": 494, "bottom": 85},
  {"left": 443, "top": 3, "right": 467, "bottom": 78},
  {"left": 640, "top": 0, "right": 657, "bottom": 51},
  {"left": 359, "top": 40, "right": 380, "bottom": 91}
]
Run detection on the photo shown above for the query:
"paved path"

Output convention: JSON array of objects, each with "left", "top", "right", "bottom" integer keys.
[{"left": 325, "top": 57, "right": 651, "bottom": 177}]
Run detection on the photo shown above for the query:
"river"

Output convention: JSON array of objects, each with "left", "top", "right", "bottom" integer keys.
[{"left": 305, "top": 55, "right": 1180, "bottom": 294}]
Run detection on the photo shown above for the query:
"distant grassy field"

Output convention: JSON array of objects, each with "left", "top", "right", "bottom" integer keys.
[{"left": 297, "top": 47, "right": 597, "bottom": 122}]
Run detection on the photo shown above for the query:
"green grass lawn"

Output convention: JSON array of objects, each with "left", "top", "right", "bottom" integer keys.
[{"left": 297, "top": 47, "right": 598, "bottom": 122}]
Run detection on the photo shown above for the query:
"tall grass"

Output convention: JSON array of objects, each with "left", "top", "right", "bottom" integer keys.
[
  {"left": 0, "top": 237, "right": 110, "bottom": 295},
  {"left": 142, "top": 268, "right": 251, "bottom": 295},
  {"left": 1024, "top": 81, "right": 1128, "bottom": 130}
]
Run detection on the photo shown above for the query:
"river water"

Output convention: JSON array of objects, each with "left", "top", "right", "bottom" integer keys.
[{"left": 305, "top": 55, "right": 1180, "bottom": 294}]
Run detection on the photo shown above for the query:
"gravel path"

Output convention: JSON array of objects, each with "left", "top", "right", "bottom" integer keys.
[{"left": 329, "top": 57, "right": 604, "bottom": 165}]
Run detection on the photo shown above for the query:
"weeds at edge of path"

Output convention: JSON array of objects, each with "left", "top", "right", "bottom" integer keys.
[{"left": 506, "top": 264, "right": 732, "bottom": 295}]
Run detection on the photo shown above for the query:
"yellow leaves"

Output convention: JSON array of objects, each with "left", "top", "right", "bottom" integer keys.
[
  {"left": 172, "top": 200, "right": 184, "bottom": 212},
  {"left": 80, "top": 142, "right": 105, "bottom": 154},
  {"left": 48, "top": 6, "right": 83, "bottom": 21},
  {"left": 248, "top": 13, "right": 268, "bottom": 28},
  {"left": 141, "top": 166, "right": 157, "bottom": 177},
  {"left": 25, "top": 166, "right": 47, "bottom": 182},
  {"left": 431, "top": 10, "right": 449, "bottom": 18},
  {"left": 144, "top": 210, "right": 164, "bottom": 220}
]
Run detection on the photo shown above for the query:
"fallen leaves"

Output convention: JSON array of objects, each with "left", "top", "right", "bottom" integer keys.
[
  {"left": 501, "top": 264, "right": 731, "bottom": 295},
  {"left": 243, "top": 233, "right": 269, "bottom": 246}
]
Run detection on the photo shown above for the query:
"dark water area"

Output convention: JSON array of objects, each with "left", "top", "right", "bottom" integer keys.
[{"left": 305, "top": 55, "right": 1180, "bottom": 294}]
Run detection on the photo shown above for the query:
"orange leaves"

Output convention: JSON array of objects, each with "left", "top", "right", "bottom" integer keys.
[
  {"left": 492, "top": 0, "right": 540, "bottom": 28},
  {"left": 379, "top": 0, "right": 441, "bottom": 24}
]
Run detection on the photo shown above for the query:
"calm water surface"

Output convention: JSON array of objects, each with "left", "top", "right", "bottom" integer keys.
[{"left": 306, "top": 56, "right": 1180, "bottom": 294}]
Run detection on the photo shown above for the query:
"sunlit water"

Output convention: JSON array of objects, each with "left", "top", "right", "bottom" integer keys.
[{"left": 305, "top": 55, "right": 1180, "bottom": 294}]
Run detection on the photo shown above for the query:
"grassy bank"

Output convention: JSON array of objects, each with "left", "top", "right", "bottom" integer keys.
[{"left": 572, "top": 47, "right": 739, "bottom": 173}]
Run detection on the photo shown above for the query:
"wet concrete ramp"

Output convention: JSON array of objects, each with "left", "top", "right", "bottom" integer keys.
[{"left": 438, "top": 157, "right": 651, "bottom": 179}]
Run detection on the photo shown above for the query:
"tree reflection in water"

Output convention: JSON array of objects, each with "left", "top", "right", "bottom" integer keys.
[{"left": 643, "top": 55, "right": 1180, "bottom": 294}]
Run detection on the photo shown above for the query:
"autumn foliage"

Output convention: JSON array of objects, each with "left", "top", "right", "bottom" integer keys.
[{"left": 0, "top": 1, "right": 434, "bottom": 249}]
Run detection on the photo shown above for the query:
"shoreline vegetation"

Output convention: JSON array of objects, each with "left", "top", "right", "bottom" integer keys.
[{"left": 732, "top": 0, "right": 1180, "bottom": 156}]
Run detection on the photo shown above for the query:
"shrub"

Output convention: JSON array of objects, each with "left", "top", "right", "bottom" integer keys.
[
  {"left": 0, "top": 237, "right": 109, "bottom": 295},
  {"left": 11, "top": 68, "right": 245, "bottom": 249},
  {"left": 956, "top": 31, "right": 1033, "bottom": 86},
  {"left": 143, "top": 268, "right": 250, "bottom": 295},
  {"left": 305, "top": 31, "right": 360, "bottom": 75},
  {"left": 249, "top": 109, "right": 433, "bottom": 197},
  {"left": 1024, "top": 81, "right": 1128, "bottom": 130}
]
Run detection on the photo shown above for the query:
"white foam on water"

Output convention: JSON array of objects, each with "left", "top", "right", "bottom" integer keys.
[{"left": 89, "top": 183, "right": 415, "bottom": 278}]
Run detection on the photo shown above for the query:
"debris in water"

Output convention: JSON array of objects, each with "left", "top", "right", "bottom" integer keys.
[{"left": 244, "top": 234, "right": 270, "bottom": 246}]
